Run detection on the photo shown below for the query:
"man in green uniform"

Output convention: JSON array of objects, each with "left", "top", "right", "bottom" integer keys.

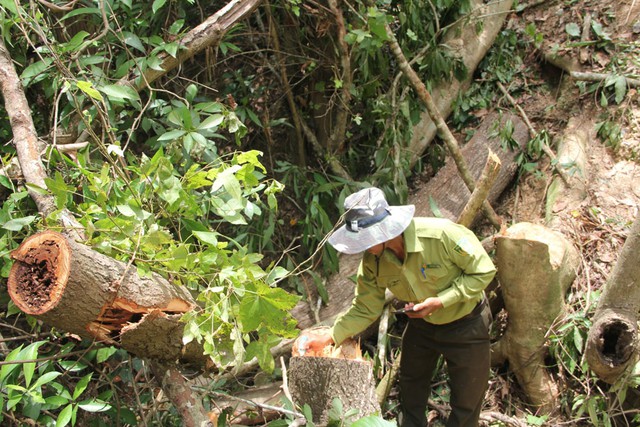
[{"left": 301, "top": 187, "right": 496, "bottom": 427}]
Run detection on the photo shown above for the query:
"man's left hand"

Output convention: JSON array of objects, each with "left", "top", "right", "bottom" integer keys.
[{"left": 405, "top": 297, "right": 443, "bottom": 318}]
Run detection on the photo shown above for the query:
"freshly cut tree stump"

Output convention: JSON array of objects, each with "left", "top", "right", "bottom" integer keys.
[
  {"left": 492, "top": 222, "right": 579, "bottom": 413},
  {"left": 7, "top": 231, "right": 204, "bottom": 364},
  {"left": 289, "top": 330, "right": 380, "bottom": 424},
  {"left": 288, "top": 356, "right": 380, "bottom": 425}
]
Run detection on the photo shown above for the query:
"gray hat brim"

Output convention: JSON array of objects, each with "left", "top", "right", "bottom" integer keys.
[{"left": 327, "top": 205, "right": 415, "bottom": 254}]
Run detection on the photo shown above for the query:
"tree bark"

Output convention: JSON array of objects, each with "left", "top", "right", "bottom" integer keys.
[
  {"left": 545, "top": 116, "right": 592, "bottom": 228},
  {"left": 150, "top": 361, "right": 212, "bottom": 427},
  {"left": 291, "top": 112, "right": 528, "bottom": 329},
  {"left": 586, "top": 215, "right": 640, "bottom": 384},
  {"left": 492, "top": 222, "right": 580, "bottom": 412},
  {"left": 288, "top": 356, "right": 380, "bottom": 425},
  {"left": 7, "top": 231, "right": 208, "bottom": 365},
  {"left": 128, "top": 0, "right": 263, "bottom": 91},
  {"left": 0, "top": 38, "right": 83, "bottom": 237}
]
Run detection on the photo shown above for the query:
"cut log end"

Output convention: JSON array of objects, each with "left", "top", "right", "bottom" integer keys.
[
  {"left": 596, "top": 319, "right": 636, "bottom": 365},
  {"left": 7, "top": 232, "right": 70, "bottom": 315}
]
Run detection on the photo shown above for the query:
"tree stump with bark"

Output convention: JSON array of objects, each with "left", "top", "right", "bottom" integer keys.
[
  {"left": 492, "top": 222, "right": 579, "bottom": 413},
  {"left": 7, "top": 231, "right": 207, "bottom": 365},
  {"left": 288, "top": 330, "right": 380, "bottom": 425}
]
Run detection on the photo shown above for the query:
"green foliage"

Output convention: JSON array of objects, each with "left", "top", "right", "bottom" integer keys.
[
  {"left": 0, "top": 341, "right": 120, "bottom": 426},
  {"left": 1, "top": 2, "right": 302, "bottom": 423},
  {"left": 274, "top": 161, "right": 356, "bottom": 275},
  {"left": 595, "top": 118, "right": 623, "bottom": 151}
]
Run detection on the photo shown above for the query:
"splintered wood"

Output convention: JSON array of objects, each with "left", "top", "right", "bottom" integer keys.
[{"left": 7, "top": 231, "right": 203, "bottom": 364}]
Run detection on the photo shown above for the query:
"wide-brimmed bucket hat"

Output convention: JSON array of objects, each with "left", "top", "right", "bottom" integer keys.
[{"left": 328, "top": 187, "right": 415, "bottom": 254}]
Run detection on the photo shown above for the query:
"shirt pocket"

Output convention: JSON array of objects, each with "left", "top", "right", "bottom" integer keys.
[
  {"left": 377, "top": 276, "right": 414, "bottom": 301},
  {"left": 421, "top": 264, "right": 450, "bottom": 289}
]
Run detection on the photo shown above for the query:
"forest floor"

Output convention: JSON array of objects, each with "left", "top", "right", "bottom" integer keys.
[
  {"left": 497, "top": 0, "right": 639, "bottom": 304},
  {"left": 418, "top": 0, "right": 640, "bottom": 425}
]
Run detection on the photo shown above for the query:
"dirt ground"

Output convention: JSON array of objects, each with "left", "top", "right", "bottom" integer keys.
[{"left": 497, "top": 0, "right": 639, "bottom": 289}]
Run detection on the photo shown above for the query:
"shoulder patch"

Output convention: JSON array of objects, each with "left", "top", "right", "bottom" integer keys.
[{"left": 453, "top": 236, "right": 476, "bottom": 256}]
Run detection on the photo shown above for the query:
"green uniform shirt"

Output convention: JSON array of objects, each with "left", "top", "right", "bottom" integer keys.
[{"left": 331, "top": 217, "right": 497, "bottom": 346}]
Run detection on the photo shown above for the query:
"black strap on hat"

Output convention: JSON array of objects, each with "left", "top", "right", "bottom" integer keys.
[{"left": 345, "top": 207, "right": 390, "bottom": 232}]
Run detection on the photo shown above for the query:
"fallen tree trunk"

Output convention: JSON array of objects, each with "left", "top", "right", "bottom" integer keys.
[
  {"left": 7, "top": 231, "right": 207, "bottom": 366},
  {"left": 586, "top": 215, "right": 640, "bottom": 384},
  {"left": 492, "top": 222, "right": 579, "bottom": 413},
  {"left": 545, "top": 116, "right": 592, "bottom": 228},
  {"left": 407, "top": 0, "right": 514, "bottom": 168},
  {"left": 291, "top": 112, "right": 528, "bottom": 329}
]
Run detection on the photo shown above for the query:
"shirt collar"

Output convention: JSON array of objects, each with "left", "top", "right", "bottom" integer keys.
[{"left": 403, "top": 219, "right": 423, "bottom": 253}]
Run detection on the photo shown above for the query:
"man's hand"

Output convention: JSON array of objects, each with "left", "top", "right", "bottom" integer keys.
[
  {"left": 405, "top": 297, "right": 443, "bottom": 319},
  {"left": 295, "top": 330, "right": 335, "bottom": 356}
]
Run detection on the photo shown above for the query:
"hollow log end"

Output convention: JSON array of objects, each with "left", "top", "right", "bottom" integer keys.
[
  {"left": 7, "top": 231, "right": 71, "bottom": 315},
  {"left": 592, "top": 316, "right": 637, "bottom": 366}
]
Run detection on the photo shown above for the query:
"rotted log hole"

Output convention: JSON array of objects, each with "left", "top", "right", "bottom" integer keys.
[
  {"left": 13, "top": 242, "right": 60, "bottom": 309},
  {"left": 601, "top": 321, "right": 635, "bottom": 364}
]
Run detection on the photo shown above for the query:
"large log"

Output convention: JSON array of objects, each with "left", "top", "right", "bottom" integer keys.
[
  {"left": 7, "top": 231, "right": 207, "bottom": 365},
  {"left": 586, "top": 216, "right": 640, "bottom": 383},
  {"left": 492, "top": 222, "right": 579, "bottom": 412},
  {"left": 291, "top": 113, "right": 529, "bottom": 329}
]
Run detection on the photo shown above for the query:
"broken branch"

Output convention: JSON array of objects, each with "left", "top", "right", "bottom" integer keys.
[{"left": 456, "top": 149, "right": 501, "bottom": 228}]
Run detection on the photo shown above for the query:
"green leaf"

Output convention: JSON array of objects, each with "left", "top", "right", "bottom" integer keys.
[
  {"left": 157, "top": 129, "right": 187, "bottom": 141},
  {"left": 100, "top": 84, "right": 141, "bottom": 102},
  {"left": 78, "top": 399, "right": 112, "bottom": 412},
  {"left": 61, "top": 31, "right": 90, "bottom": 53},
  {"left": 614, "top": 76, "right": 627, "bottom": 104},
  {"left": 2, "top": 215, "right": 36, "bottom": 231},
  {"left": 565, "top": 22, "right": 581, "bottom": 37},
  {"left": 0, "top": 345, "right": 24, "bottom": 381},
  {"left": 76, "top": 80, "right": 103, "bottom": 101},
  {"left": 20, "top": 58, "right": 54, "bottom": 85},
  {"left": 152, "top": 0, "right": 167, "bottom": 13},
  {"left": 32, "top": 371, "right": 63, "bottom": 389},
  {"left": 56, "top": 403, "right": 73, "bottom": 427},
  {"left": 96, "top": 347, "right": 117, "bottom": 363},
  {"left": 239, "top": 283, "right": 299, "bottom": 333},
  {"left": 192, "top": 231, "right": 221, "bottom": 247},
  {"left": 198, "top": 114, "right": 225, "bottom": 130},
  {"left": 0, "top": 0, "right": 19, "bottom": 15},
  {"left": 302, "top": 404, "right": 315, "bottom": 427},
  {"left": 73, "top": 373, "right": 92, "bottom": 400},
  {"left": 122, "top": 31, "right": 146, "bottom": 53},
  {"left": 22, "top": 341, "right": 45, "bottom": 387},
  {"left": 428, "top": 196, "right": 443, "bottom": 218}
]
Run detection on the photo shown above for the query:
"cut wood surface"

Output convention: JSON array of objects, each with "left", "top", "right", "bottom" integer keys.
[
  {"left": 7, "top": 231, "right": 205, "bottom": 364},
  {"left": 291, "top": 112, "right": 529, "bottom": 329}
]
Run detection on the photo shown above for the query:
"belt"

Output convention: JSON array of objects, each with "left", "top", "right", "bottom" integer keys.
[{"left": 447, "top": 297, "right": 486, "bottom": 325}]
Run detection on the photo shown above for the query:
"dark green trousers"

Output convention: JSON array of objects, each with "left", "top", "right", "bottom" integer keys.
[{"left": 399, "top": 303, "right": 492, "bottom": 427}]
